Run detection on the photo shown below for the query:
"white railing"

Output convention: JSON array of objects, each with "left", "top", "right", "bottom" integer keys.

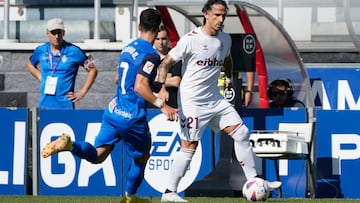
[{"left": 1, "top": 0, "right": 360, "bottom": 51}]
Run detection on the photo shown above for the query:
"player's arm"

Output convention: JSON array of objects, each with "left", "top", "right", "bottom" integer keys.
[
  {"left": 165, "top": 61, "right": 181, "bottom": 88},
  {"left": 223, "top": 54, "right": 233, "bottom": 88},
  {"left": 26, "top": 59, "right": 41, "bottom": 81},
  {"left": 156, "top": 54, "right": 176, "bottom": 84},
  {"left": 155, "top": 54, "right": 177, "bottom": 101},
  {"left": 135, "top": 74, "right": 159, "bottom": 105},
  {"left": 115, "top": 70, "right": 119, "bottom": 84},
  {"left": 77, "top": 64, "right": 97, "bottom": 96},
  {"left": 165, "top": 74, "right": 181, "bottom": 88},
  {"left": 135, "top": 72, "right": 178, "bottom": 121},
  {"left": 243, "top": 71, "right": 254, "bottom": 108},
  {"left": 67, "top": 57, "right": 98, "bottom": 103}
]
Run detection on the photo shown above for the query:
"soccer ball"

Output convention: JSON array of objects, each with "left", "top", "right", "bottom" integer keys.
[{"left": 242, "top": 177, "right": 270, "bottom": 201}]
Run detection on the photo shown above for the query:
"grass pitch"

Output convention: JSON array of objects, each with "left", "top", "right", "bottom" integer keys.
[{"left": 0, "top": 196, "right": 360, "bottom": 203}]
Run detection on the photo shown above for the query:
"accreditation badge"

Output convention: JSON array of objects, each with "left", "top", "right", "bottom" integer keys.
[{"left": 44, "top": 76, "right": 58, "bottom": 95}]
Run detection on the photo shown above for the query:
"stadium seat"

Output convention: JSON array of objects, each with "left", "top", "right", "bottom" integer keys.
[{"left": 249, "top": 122, "right": 316, "bottom": 198}]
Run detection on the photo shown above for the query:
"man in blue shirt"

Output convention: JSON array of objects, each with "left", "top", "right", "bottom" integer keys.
[
  {"left": 41, "top": 9, "right": 177, "bottom": 203},
  {"left": 26, "top": 18, "right": 97, "bottom": 109}
]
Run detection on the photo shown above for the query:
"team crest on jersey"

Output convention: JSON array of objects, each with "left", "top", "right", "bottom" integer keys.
[
  {"left": 61, "top": 55, "right": 67, "bottom": 63},
  {"left": 143, "top": 61, "right": 155, "bottom": 74}
]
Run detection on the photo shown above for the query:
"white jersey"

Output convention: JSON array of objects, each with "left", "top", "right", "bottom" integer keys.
[{"left": 168, "top": 27, "right": 232, "bottom": 106}]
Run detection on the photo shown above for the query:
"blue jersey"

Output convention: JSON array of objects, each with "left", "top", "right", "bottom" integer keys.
[
  {"left": 114, "top": 38, "right": 160, "bottom": 118},
  {"left": 94, "top": 38, "right": 160, "bottom": 157},
  {"left": 29, "top": 41, "right": 87, "bottom": 109}
]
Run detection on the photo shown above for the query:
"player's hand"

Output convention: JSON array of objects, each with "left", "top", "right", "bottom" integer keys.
[
  {"left": 161, "top": 104, "right": 178, "bottom": 121},
  {"left": 224, "top": 80, "right": 233, "bottom": 89},
  {"left": 67, "top": 91, "right": 85, "bottom": 103},
  {"left": 158, "top": 87, "right": 169, "bottom": 102},
  {"left": 243, "top": 91, "right": 252, "bottom": 108}
]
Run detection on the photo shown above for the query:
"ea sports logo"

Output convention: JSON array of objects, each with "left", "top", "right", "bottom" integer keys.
[
  {"left": 224, "top": 87, "right": 235, "bottom": 102},
  {"left": 145, "top": 113, "right": 202, "bottom": 193}
]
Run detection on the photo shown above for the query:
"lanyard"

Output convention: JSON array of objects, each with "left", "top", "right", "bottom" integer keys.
[{"left": 49, "top": 53, "right": 62, "bottom": 75}]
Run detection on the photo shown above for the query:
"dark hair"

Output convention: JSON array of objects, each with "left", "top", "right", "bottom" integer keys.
[
  {"left": 267, "top": 78, "right": 294, "bottom": 99},
  {"left": 140, "top": 8, "right": 162, "bottom": 33},
  {"left": 158, "top": 24, "right": 169, "bottom": 34},
  {"left": 202, "top": 0, "right": 229, "bottom": 25}
]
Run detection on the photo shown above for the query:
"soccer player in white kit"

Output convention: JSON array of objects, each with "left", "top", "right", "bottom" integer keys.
[{"left": 156, "top": 0, "right": 281, "bottom": 202}]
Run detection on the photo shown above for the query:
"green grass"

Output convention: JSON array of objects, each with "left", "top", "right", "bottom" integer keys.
[{"left": 0, "top": 196, "right": 360, "bottom": 203}]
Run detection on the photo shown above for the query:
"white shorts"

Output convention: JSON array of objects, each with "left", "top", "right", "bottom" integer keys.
[{"left": 178, "top": 99, "right": 243, "bottom": 141}]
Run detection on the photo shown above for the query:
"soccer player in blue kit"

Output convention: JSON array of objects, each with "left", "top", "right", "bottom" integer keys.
[{"left": 41, "top": 8, "right": 177, "bottom": 203}]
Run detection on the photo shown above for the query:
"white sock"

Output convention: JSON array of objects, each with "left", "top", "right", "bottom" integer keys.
[
  {"left": 230, "top": 124, "right": 257, "bottom": 180},
  {"left": 167, "top": 148, "right": 195, "bottom": 192}
]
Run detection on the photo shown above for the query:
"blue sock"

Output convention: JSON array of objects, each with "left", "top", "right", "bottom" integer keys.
[
  {"left": 125, "top": 159, "right": 146, "bottom": 195},
  {"left": 71, "top": 141, "right": 98, "bottom": 163}
]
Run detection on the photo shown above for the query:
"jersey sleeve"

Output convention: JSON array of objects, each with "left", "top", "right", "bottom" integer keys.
[
  {"left": 168, "top": 34, "right": 190, "bottom": 62},
  {"left": 29, "top": 46, "right": 43, "bottom": 67},
  {"left": 69, "top": 43, "right": 88, "bottom": 65},
  {"left": 137, "top": 53, "right": 160, "bottom": 78},
  {"left": 224, "top": 32, "right": 232, "bottom": 57}
]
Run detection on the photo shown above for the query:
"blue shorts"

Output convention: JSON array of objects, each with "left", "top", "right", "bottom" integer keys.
[{"left": 94, "top": 105, "right": 151, "bottom": 158}]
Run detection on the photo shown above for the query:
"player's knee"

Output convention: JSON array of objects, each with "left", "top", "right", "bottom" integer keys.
[
  {"left": 135, "top": 153, "right": 150, "bottom": 163},
  {"left": 182, "top": 140, "right": 198, "bottom": 150},
  {"left": 231, "top": 124, "right": 249, "bottom": 142},
  {"left": 93, "top": 145, "right": 114, "bottom": 164},
  {"left": 93, "top": 158, "right": 104, "bottom": 164},
  {"left": 93, "top": 155, "right": 108, "bottom": 164}
]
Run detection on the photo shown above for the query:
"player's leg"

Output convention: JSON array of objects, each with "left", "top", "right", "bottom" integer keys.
[
  {"left": 121, "top": 119, "right": 151, "bottom": 202},
  {"left": 167, "top": 141, "right": 197, "bottom": 191},
  {"left": 161, "top": 105, "right": 208, "bottom": 202},
  {"left": 41, "top": 132, "right": 109, "bottom": 163},
  {"left": 226, "top": 123, "right": 258, "bottom": 179},
  {"left": 41, "top": 108, "right": 117, "bottom": 164},
  {"left": 41, "top": 133, "right": 73, "bottom": 158},
  {"left": 41, "top": 132, "right": 114, "bottom": 164},
  {"left": 161, "top": 140, "right": 196, "bottom": 202},
  {"left": 227, "top": 123, "right": 281, "bottom": 190},
  {"left": 215, "top": 99, "right": 258, "bottom": 178},
  {"left": 217, "top": 100, "right": 281, "bottom": 190},
  {"left": 121, "top": 155, "right": 151, "bottom": 203}
]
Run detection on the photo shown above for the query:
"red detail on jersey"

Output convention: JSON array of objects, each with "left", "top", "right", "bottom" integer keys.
[{"left": 187, "top": 30, "right": 198, "bottom": 36}]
